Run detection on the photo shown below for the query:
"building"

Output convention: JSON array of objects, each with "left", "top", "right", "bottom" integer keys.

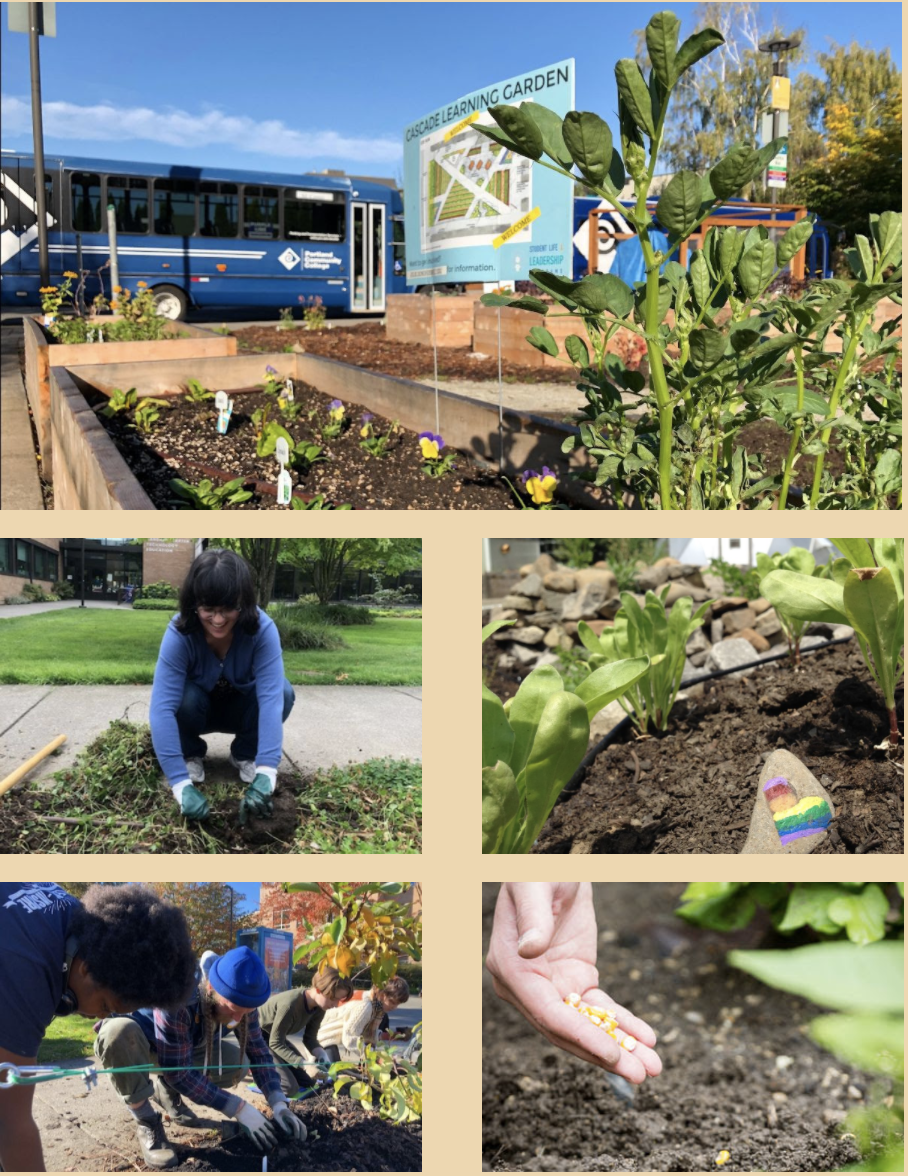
[
  {"left": 257, "top": 883, "right": 422, "bottom": 948},
  {"left": 1, "top": 538, "right": 200, "bottom": 602},
  {"left": 0, "top": 538, "right": 60, "bottom": 599}
]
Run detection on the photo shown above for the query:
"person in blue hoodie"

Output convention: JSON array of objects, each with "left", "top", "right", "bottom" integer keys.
[{"left": 149, "top": 548, "right": 295, "bottom": 824}]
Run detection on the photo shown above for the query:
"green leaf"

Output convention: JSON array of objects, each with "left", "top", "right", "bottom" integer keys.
[
  {"left": 571, "top": 272, "right": 635, "bottom": 317},
  {"left": 529, "top": 269, "right": 580, "bottom": 308},
  {"left": 645, "top": 10, "right": 681, "bottom": 87},
  {"left": 482, "top": 684, "right": 515, "bottom": 770},
  {"left": 475, "top": 121, "right": 523, "bottom": 155},
  {"left": 760, "top": 569, "right": 848, "bottom": 626},
  {"left": 482, "top": 619, "right": 516, "bottom": 643},
  {"left": 286, "top": 882, "right": 323, "bottom": 893},
  {"left": 329, "top": 916, "right": 345, "bottom": 944},
  {"left": 690, "top": 250, "right": 711, "bottom": 310},
  {"left": 676, "top": 882, "right": 756, "bottom": 931},
  {"left": 874, "top": 210, "right": 902, "bottom": 268},
  {"left": 827, "top": 884, "right": 889, "bottom": 946},
  {"left": 673, "top": 26, "right": 724, "bottom": 79},
  {"left": 527, "top": 325, "right": 559, "bottom": 356},
  {"left": 655, "top": 170, "right": 703, "bottom": 237},
  {"left": 572, "top": 656, "right": 650, "bottom": 722},
  {"left": 614, "top": 59, "right": 655, "bottom": 139},
  {"left": 488, "top": 104, "right": 543, "bottom": 160},
  {"left": 728, "top": 940, "right": 904, "bottom": 1013},
  {"left": 809, "top": 1013, "right": 904, "bottom": 1077},
  {"left": 718, "top": 227, "right": 745, "bottom": 275},
  {"left": 688, "top": 327, "right": 726, "bottom": 371},
  {"left": 829, "top": 538, "right": 875, "bottom": 571},
  {"left": 577, "top": 619, "right": 605, "bottom": 655},
  {"left": 480, "top": 292, "right": 517, "bottom": 307},
  {"left": 709, "top": 144, "right": 759, "bottom": 200},
  {"left": 842, "top": 567, "right": 900, "bottom": 711},
  {"left": 565, "top": 334, "right": 590, "bottom": 368},
  {"left": 562, "top": 111, "right": 614, "bottom": 189},
  {"left": 777, "top": 883, "right": 849, "bottom": 936},
  {"left": 521, "top": 101, "right": 574, "bottom": 169},
  {"left": 518, "top": 691, "right": 590, "bottom": 851},
  {"left": 777, "top": 218, "right": 814, "bottom": 267},
  {"left": 482, "top": 761, "right": 520, "bottom": 853},
  {"left": 507, "top": 665, "right": 564, "bottom": 781},
  {"left": 855, "top": 234, "right": 875, "bottom": 283},
  {"left": 736, "top": 240, "right": 776, "bottom": 299},
  {"left": 507, "top": 296, "right": 549, "bottom": 314}
]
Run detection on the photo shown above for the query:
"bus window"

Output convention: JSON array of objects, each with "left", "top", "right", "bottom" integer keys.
[
  {"left": 392, "top": 216, "right": 405, "bottom": 278},
  {"left": 199, "top": 181, "right": 238, "bottom": 238},
  {"left": 154, "top": 179, "right": 197, "bottom": 236},
  {"left": 71, "top": 172, "right": 101, "bottom": 231},
  {"left": 243, "top": 186, "right": 279, "bottom": 238},
  {"left": 283, "top": 189, "right": 344, "bottom": 242},
  {"left": 107, "top": 176, "right": 149, "bottom": 234}
]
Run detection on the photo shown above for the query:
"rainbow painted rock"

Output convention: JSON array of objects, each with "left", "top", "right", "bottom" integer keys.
[{"left": 763, "top": 777, "right": 833, "bottom": 845}]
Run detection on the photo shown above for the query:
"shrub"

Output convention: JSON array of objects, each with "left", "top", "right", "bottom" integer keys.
[
  {"left": 21, "top": 582, "right": 50, "bottom": 602},
  {"left": 318, "top": 604, "right": 375, "bottom": 627},
  {"left": 296, "top": 593, "right": 320, "bottom": 606},
  {"left": 267, "top": 603, "right": 347, "bottom": 650},
  {"left": 373, "top": 608, "right": 422, "bottom": 618},
  {"left": 4, "top": 595, "right": 29, "bottom": 605},
  {"left": 51, "top": 580, "right": 75, "bottom": 599},
  {"left": 132, "top": 598, "right": 178, "bottom": 611},
  {"left": 141, "top": 580, "right": 177, "bottom": 600},
  {"left": 708, "top": 557, "right": 762, "bottom": 600}
]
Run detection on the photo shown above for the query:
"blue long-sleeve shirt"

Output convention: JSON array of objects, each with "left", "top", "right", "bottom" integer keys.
[{"left": 149, "top": 607, "right": 286, "bottom": 787}]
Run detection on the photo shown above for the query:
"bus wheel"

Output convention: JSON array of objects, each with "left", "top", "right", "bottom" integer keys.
[{"left": 152, "top": 284, "right": 188, "bottom": 320}]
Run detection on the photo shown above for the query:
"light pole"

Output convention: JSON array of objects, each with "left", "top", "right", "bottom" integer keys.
[
  {"left": 79, "top": 538, "right": 85, "bottom": 607},
  {"left": 758, "top": 35, "right": 800, "bottom": 213}
]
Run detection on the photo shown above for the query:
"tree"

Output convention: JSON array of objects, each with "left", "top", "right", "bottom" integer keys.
[
  {"left": 257, "top": 882, "right": 338, "bottom": 948},
  {"left": 146, "top": 882, "right": 253, "bottom": 956},
  {"left": 208, "top": 539, "right": 283, "bottom": 609},
  {"left": 279, "top": 539, "right": 422, "bottom": 605}
]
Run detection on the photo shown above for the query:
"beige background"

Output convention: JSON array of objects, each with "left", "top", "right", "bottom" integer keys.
[{"left": 1, "top": 505, "right": 905, "bottom": 1175}]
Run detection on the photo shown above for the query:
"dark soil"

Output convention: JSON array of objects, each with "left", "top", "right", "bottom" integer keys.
[
  {"left": 112, "top": 1096, "right": 420, "bottom": 1171},
  {"left": 234, "top": 321, "right": 580, "bottom": 384},
  {"left": 530, "top": 642, "right": 903, "bottom": 855},
  {"left": 86, "top": 381, "right": 529, "bottom": 510},
  {"left": 482, "top": 882, "right": 888, "bottom": 1172}
]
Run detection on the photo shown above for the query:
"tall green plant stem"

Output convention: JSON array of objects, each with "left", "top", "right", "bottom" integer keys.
[{"left": 779, "top": 343, "right": 805, "bottom": 510}]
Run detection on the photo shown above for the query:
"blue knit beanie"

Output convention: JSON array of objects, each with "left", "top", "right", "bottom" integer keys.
[{"left": 208, "top": 947, "right": 271, "bottom": 1007}]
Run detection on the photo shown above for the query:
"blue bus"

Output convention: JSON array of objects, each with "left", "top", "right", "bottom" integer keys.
[{"left": 1, "top": 151, "right": 407, "bottom": 318}]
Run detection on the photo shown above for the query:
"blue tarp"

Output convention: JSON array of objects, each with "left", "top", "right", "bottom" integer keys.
[{"left": 610, "top": 230, "right": 673, "bottom": 285}]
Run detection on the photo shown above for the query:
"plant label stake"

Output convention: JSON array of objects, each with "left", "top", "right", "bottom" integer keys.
[
  {"left": 275, "top": 436, "right": 292, "bottom": 504},
  {"left": 215, "top": 390, "right": 233, "bottom": 435},
  {"left": 283, "top": 377, "right": 294, "bottom": 403},
  {"left": 98, "top": 328, "right": 103, "bottom": 343}
]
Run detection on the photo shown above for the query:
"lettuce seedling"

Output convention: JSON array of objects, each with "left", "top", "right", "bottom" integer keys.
[
  {"left": 755, "top": 548, "right": 829, "bottom": 666},
  {"left": 482, "top": 619, "right": 649, "bottom": 853},
  {"left": 577, "top": 587, "right": 709, "bottom": 732},
  {"left": 761, "top": 538, "right": 904, "bottom": 744}
]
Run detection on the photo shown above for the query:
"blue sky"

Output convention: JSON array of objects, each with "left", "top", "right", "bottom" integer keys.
[
  {"left": 1, "top": 2, "right": 900, "bottom": 178},
  {"left": 232, "top": 883, "right": 260, "bottom": 916}
]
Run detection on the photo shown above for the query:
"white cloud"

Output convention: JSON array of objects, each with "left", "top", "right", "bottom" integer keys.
[{"left": 0, "top": 95, "right": 402, "bottom": 165}]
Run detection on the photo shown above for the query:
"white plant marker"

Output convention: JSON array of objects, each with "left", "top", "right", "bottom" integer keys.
[
  {"left": 275, "top": 436, "right": 292, "bottom": 505},
  {"left": 98, "top": 328, "right": 104, "bottom": 343},
  {"left": 215, "top": 390, "right": 233, "bottom": 435},
  {"left": 284, "top": 377, "right": 294, "bottom": 402}
]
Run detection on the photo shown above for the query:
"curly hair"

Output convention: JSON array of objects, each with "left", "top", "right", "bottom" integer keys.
[
  {"left": 71, "top": 885, "right": 196, "bottom": 1010},
  {"left": 176, "top": 548, "right": 260, "bottom": 637}
]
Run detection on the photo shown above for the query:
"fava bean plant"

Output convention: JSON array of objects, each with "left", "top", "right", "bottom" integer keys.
[
  {"left": 482, "top": 619, "right": 649, "bottom": 852},
  {"left": 477, "top": 9, "right": 902, "bottom": 510},
  {"left": 755, "top": 547, "right": 829, "bottom": 667},
  {"left": 761, "top": 538, "right": 904, "bottom": 744}
]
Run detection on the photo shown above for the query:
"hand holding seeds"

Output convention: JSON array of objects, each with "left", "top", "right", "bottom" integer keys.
[{"left": 486, "top": 883, "right": 662, "bottom": 1084}]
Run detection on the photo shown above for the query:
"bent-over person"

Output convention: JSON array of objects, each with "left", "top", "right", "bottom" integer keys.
[{"left": 256, "top": 969, "right": 353, "bottom": 1098}]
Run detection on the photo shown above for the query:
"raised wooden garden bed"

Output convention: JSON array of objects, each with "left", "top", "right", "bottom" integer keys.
[
  {"left": 385, "top": 293, "right": 478, "bottom": 348},
  {"left": 23, "top": 315, "right": 236, "bottom": 482}
]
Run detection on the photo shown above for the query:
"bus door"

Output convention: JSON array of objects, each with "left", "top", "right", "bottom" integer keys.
[{"left": 351, "top": 201, "right": 385, "bottom": 312}]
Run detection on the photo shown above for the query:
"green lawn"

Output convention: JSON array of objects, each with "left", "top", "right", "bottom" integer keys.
[
  {"left": 0, "top": 610, "right": 421, "bottom": 686},
  {"left": 36, "top": 1014, "right": 96, "bottom": 1063}
]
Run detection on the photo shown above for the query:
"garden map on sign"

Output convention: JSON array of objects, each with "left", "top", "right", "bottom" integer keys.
[{"left": 419, "top": 115, "right": 532, "bottom": 253}]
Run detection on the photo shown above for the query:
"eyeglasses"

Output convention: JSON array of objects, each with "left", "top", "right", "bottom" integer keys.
[{"left": 197, "top": 606, "right": 240, "bottom": 620}]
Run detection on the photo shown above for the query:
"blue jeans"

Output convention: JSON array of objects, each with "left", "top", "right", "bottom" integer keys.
[{"left": 175, "top": 679, "right": 295, "bottom": 762}]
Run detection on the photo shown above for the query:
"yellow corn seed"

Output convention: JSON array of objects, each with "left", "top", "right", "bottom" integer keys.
[
  {"left": 589, "top": 1016, "right": 602, "bottom": 1026},
  {"left": 623, "top": 1035, "right": 637, "bottom": 1051},
  {"left": 716, "top": 1151, "right": 730, "bottom": 1166},
  {"left": 566, "top": 993, "right": 582, "bottom": 1005}
]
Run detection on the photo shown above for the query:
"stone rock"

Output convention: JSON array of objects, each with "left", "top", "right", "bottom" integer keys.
[
  {"left": 491, "top": 625, "right": 517, "bottom": 642},
  {"left": 598, "top": 596, "right": 623, "bottom": 619},
  {"left": 486, "top": 607, "right": 517, "bottom": 624},
  {"left": 634, "top": 565, "right": 670, "bottom": 592},
  {"left": 511, "top": 643, "right": 543, "bottom": 666},
  {"left": 531, "top": 553, "right": 558, "bottom": 577},
  {"left": 740, "top": 748, "right": 834, "bottom": 854},
  {"left": 800, "top": 635, "right": 828, "bottom": 652},
  {"left": 561, "top": 580, "right": 609, "bottom": 621},
  {"left": 832, "top": 624, "right": 855, "bottom": 641},
  {"left": 496, "top": 652, "right": 517, "bottom": 670},
  {"left": 680, "top": 657, "right": 702, "bottom": 684},
  {"left": 526, "top": 612, "right": 558, "bottom": 629},
  {"left": 689, "top": 649, "right": 709, "bottom": 667},
  {"left": 664, "top": 580, "right": 710, "bottom": 606},
  {"left": 711, "top": 596, "right": 749, "bottom": 616},
  {"left": 737, "top": 627, "right": 771, "bottom": 654},
  {"left": 510, "top": 626, "right": 544, "bottom": 645},
  {"left": 723, "top": 606, "right": 758, "bottom": 634},
  {"left": 751, "top": 596, "right": 772, "bottom": 616},
  {"left": 679, "top": 565, "right": 706, "bottom": 588},
  {"left": 518, "top": 563, "right": 534, "bottom": 578},
  {"left": 541, "top": 589, "right": 569, "bottom": 615},
  {"left": 561, "top": 621, "right": 578, "bottom": 636},
  {"left": 574, "top": 567, "right": 619, "bottom": 597},
  {"left": 753, "top": 607, "right": 785, "bottom": 643},
  {"left": 701, "top": 572, "right": 726, "bottom": 596},
  {"left": 710, "top": 619, "right": 724, "bottom": 645},
  {"left": 543, "top": 570, "right": 576, "bottom": 593},
  {"left": 513, "top": 573, "right": 544, "bottom": 598},
  {"left": 501, "top": 594, "right": 536, "bottom": 612},
  {"left": 534, "top": 651, "right": 562, "bottom": 668},
  {"left": 654, "top": 556, "right": 681, "bottom": 567},
  {"left": 705, "top": 637, "right": 760, "bottom": 678},
  {"left": 686, "top": 629, "right": 711, "bottom": 656},
  {"left": 543, "top": 624, "right": 567, "bottom": 648}
]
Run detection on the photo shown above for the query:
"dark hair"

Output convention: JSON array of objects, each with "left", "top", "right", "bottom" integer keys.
[
  {"left": 176, "top": 548, "right": 259, "bottom": 636},
  {"left": 72, "top": 884, "right": 197, "bottom": 1010},
  {"left": 381, "top": 976, "right": 410, "bottom": 1004},
  {"left": 313, "top": 966, "right": 353, "bottom": 1001}
]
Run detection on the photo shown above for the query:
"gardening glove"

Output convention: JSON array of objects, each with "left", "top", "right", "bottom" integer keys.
[
  {"left": 238, "top": 767, "right": 276, "bottom": 825},
  {"left": 270, "top": 1099, "right": 307, "bottom": 1142},
  {"left": 234, "top": 1101, "right": 278, "bottom": 1151},
  {"left": 172, "top": 779, "right": 209, "bottom": 821}
]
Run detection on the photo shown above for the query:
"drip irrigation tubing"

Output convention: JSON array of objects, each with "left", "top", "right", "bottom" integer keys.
[{"left": 555, "top": 633, "right": 855, "bottom": 804}]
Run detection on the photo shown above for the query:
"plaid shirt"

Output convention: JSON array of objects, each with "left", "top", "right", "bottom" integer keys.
[{"left": 153, "top": 1000, "right": 283, "bottom": 1115}]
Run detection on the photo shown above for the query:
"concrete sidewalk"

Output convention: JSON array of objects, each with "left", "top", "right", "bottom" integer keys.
[
  {"left": 0, "top": 684, "right": 422, "bottom": 786},
  {"left": 1, "top": 321, "right": 44, "bottom": 510},
  {"left": 0, "top": 600, "right": 127, "bottom": 619}
]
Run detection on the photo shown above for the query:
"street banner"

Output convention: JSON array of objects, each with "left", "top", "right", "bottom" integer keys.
[{"left": 403, "top": 60, "right": 575, "bottom": 285}]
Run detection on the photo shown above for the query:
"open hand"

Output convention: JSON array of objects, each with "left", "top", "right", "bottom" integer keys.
[{"left": 486, "top": 883, "right": 662, "bottom": 1084}]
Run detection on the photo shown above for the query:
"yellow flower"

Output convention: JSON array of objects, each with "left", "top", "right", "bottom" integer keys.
[
  {"left": 137, "top": 281, "right": 147, "bottom": 288},
  {"left": 525, "top": 471, "right": 557, "bottom": 505},
  {"left": 63, "top": 270, "right": 78, "bottom": 279},
  {"left": 112, "top": 285, "right": 122, "bottom": 293},
  {"left": 109, "top": 300, "right": 118, "bottom": 309}
]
